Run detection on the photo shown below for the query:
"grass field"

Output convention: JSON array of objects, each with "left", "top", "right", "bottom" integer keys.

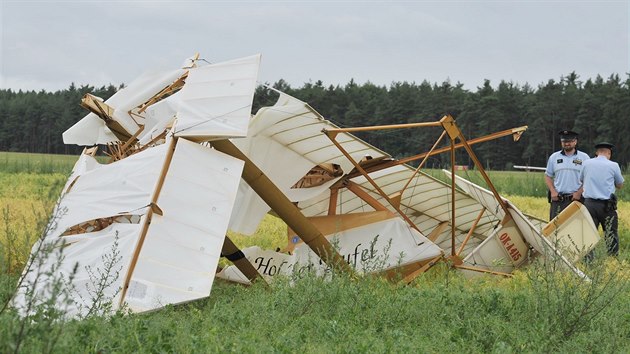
[
  {"left": 0, "top": 151, "right": 78, "bottom": 174},
  {"left": 2, "top": 152, "right": 630, "bottom": 352}
]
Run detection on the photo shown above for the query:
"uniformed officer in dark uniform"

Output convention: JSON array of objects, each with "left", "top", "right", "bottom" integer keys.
[
  {"left": 580, "top": 142, "right": 624, "bottom": 256},
  {"left": 545, "top": 130, "right": 590, "bottom": 219}
]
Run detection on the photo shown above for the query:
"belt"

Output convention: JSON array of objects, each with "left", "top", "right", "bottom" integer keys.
[
  {"left": 555, "top": 193, "right": 575, "bottom": 201},
  {"left": 585, "top": 198, "right": 610, "bottom": 202}
]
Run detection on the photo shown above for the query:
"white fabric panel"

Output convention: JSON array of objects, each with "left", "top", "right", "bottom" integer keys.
[
  {"left": 228, "top": 135, "right": 314, "bottom": 235},
  {"left": 112, "top": 69, "right": 185, "bottom": 126},
  {"left": 217, "top": 217, "right": 443, "bottom": 284},
  {"left": 174, "top": 54, "right": 261, "bottom": 140},
  {"left": 60, "top": 153, "right": 100, "bottom": 195},
  {"left": 545, "top": 203, "right": 599, "bottom": 262},
  {"left": 13, "top": 144, "right": 175, "bottom": 318},
  {"left": 228, "top": 180, "right": 267, "bottom": 235},
  {"left": 289, "top": 217, "right": 443, "bottom": 274},
  {"left": 138, "top": 95, "right": 178, "bottom": 145},
  {"left": 461, "top": 217, "right": 530, "bottom": 276},
  {"left": 63, "top": 68, "right": 184, "bottom": 145},
  {"left": 48, "top": 144, "right": 168, "bottom": 237},
  {"left": 123, "top": 139, "right": 244, "bottom": 312},
  {"left": 445, "top": 170, "right": 507, "bottom": 219},
  {"left": 507, "top": 204, "right": 588, "bottom": 279},
  {"left": 461, "top": 226, "right": 519, "bottom": 276},
  {"left": 247, "top": 104, "right": 307, "bottom": 136},
  {"left": 246, "top": 96, "right": 386, "bottom": 172},
  {"left": 62, "top": 113, "right": 118, "bottom": 145},
  {"left": 13, "top": 223, "right": 141, "bottom": 318}
]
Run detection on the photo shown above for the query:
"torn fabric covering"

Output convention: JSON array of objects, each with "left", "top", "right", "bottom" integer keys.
[{"left": 63, "top": 68, "right": 185, "bottom": 146}]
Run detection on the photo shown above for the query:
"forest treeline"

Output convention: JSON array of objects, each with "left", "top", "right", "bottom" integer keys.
[{"left": 1, "top": 72, "right": 629, "bottom": 169}]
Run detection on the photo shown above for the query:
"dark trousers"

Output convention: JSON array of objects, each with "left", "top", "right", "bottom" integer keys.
[
  {"left": 549, "top": 196, "right": 574, "bottom": 220},
  {"left": 584, "top": 199, "right": 619, "bottom": 256}
]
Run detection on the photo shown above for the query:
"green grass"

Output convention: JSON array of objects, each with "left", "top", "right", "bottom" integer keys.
[
  {"left": 2, "top": 152, "right": 630, "bottom": 352},
  {"left": 0, "top": 151, "right": 79, "bottom": 174},
  {"left": 3, "top": 269, "right": 630, "bottom": 352}
]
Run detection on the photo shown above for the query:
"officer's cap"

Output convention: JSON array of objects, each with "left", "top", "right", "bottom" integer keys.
[
  {"left": 559, "top": 130, "right": 578, "bottom": 140},
  {"left": 595, "top": 142, "right": 614, "bottom": 150}
]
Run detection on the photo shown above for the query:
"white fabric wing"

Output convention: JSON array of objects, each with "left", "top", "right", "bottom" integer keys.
[
  {"left": 123, "top": 139, "right": 244, "bottom": 312},
  {"left": 173, "top": 54, "right": 261, "bottom": 140}
]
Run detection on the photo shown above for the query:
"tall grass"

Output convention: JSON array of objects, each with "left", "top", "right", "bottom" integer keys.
[
  {"left": 0, "top": 152, "right": 78, "bottom": 174},
  {"left": 2, "top": 268, "right": 630, "bottom": 352},
  {"left": 0, "top": 173, "right": 66, "bottom": 274}
]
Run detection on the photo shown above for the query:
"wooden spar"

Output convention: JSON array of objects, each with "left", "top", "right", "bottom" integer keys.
[
  {"left": 439, "top": 115, "right": 460, "bottom": 257},
  {"left": 345, "top": 181, "right": 389, "bottom": 211},
  {"left": 389, "top": 192, "right": 402, "bottom": 209},
  {"left": 323, "top": 121, "right": 442, "bottom": 137},
  {"left": 107, "top": 126, "right": 146, "bottom": 163},
  {"left": 327, "top": 188, "right": 339, "bottom": 215},
  {"left": 345, "top": 126, "right": 528, "bottom": 179},
  {"left": 136, "top": 53, "right": 199, "bottom": 114},
  {"left": 119, "top": 125, "right": 145, "bottom": 152},
  {"left": 427, "top": 221, "right": 450, "bottom": 242},
  {"left": 135, "top": 131, "right": 168, "bottom": 154},
  {"left": 373, "top": 254, "right": 442, "bottom": 282},
  {"left": 456, "top": 208, "right": 485, "bottom": 257},
  {"left": 221, "top": 236, "right": 264, "bottom": 284},
  {"left": 323, "top": 130, "right": 422, "bottom": 233},
  {"left": 136, "top": 74, "right": 188, "bottom": 114},
  {"left": 453, "top": 264, "right": 513, "bottom": 277},
  {"left": 450, "top": 138, "right": 456, "bottom": 256},
  {"left": 119, "top": 137, "right": 178, "bottom": 306},
  {"left": 80, "top": 93, "right": 134, "bottom": 141},
  {"left": 211, "top": 139, "right": 352, "bottom": 274},
  {"left": 401, "top": 255, "right": 443, "bottom": 284}
]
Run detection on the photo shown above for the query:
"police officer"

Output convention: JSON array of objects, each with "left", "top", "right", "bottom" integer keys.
[
  {"left": 580, "top": 142, "right": 624, "bottom": 256},
  {"left": 545, "top": 130, "right": 590, "bottom": 219}
]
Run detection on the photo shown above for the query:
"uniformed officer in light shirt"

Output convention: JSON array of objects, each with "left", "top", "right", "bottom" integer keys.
[
  {"left": 580, "top": 142, "right": 624, "bottom": 256},
  {"left": 545, "top": 130, "right": 590, "bottom": 220}
]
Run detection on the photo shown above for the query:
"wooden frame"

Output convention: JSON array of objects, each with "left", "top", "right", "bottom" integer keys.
[{"left": 321, "top": 114, "right": 528, "bottom": 277}]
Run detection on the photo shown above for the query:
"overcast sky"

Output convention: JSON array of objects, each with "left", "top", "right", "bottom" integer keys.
[{"left": 1, "top": 1, "right": 628, "bottom": 92}]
